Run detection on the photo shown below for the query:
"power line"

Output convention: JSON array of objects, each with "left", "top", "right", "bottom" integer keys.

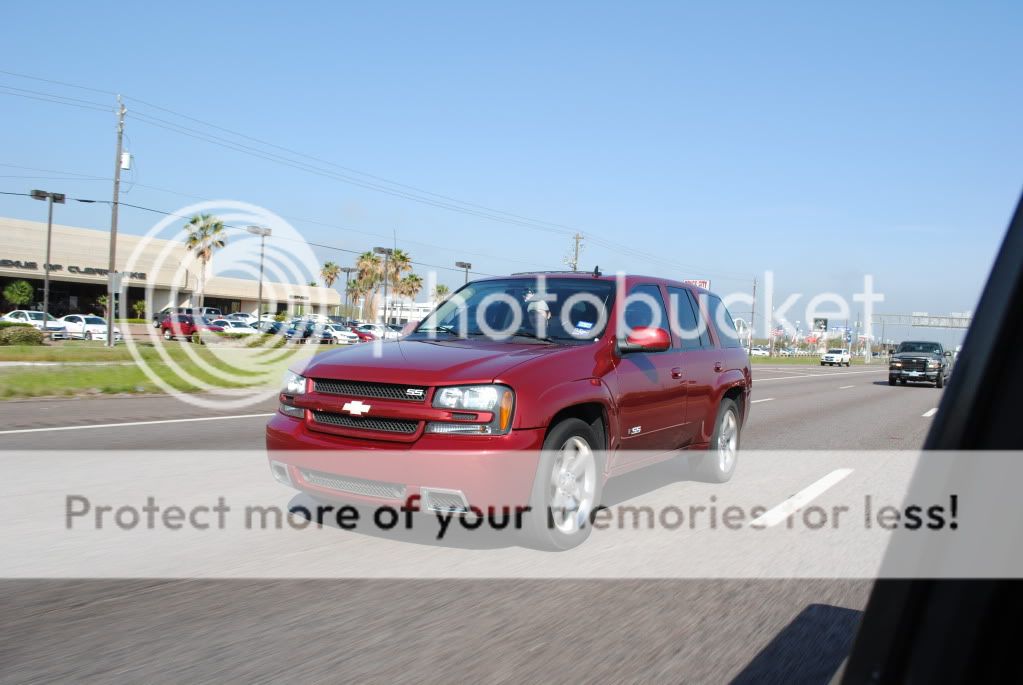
[{"left": 0, "top": 69, "right": 752, "bottom": 281}]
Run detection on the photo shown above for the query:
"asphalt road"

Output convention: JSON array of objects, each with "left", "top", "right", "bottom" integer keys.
[{"left": 0, "top": 363, "right": 943, "bottom": 683}]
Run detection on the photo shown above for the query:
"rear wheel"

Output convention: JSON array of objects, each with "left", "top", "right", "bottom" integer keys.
[
  {"left": 85, "top": 331, "right": 93, "bottom": 341},
  {"left": 692, "top": 398, "right": 740, "bottom": 483},
  {"left": 523, "top": 418, "right": 603, "bottom": 551},
  {"left": 163, "top": 328, "right": 173, "bottom": 341}
]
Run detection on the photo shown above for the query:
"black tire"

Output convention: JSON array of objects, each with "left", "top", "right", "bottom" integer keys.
[
  {"left": 936, "top": 372, "right": 944, "bottom": 389},
  {"left": 85, "top": 331, "right": 93, "bottom": 341},
  {"left": 163, "top": 328, "right": 173, "bottom": 341},
  {"left": 522, "top": 418, "right": 604, "bottom": 551},
  {"left": 889, "top": 377, "right": 896, "bottom": 386},
  {"left": 900, "top": 379, "right": 907, "bottom": 385},
  {"left": 191, "top": 332, "right": 202, "bottom": 345},
  {"left": 820, "top": 362, "right": 825, "bottom": 366},
  {"left": 692, "top": 398, "right": 740, "bottom": 483}
]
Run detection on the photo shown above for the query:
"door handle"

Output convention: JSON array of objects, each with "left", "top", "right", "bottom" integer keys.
[
  {"left": 671, "top": 367, "right": 683, "bottom": 379},
  {"left": 714, "top": 361, "right": 723, "bottom": 372}
]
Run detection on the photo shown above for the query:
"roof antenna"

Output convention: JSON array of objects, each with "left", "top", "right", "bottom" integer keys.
[{"left": 593, "top": 265, "right": 601, "bottom": 277}]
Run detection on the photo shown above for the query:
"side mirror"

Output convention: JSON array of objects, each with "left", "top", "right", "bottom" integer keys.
[{"left": 618, "top": 327, "right": 671, "bottom": 353}]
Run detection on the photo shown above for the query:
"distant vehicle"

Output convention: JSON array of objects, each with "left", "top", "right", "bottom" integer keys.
[
  {"left": 224, "top": 313, "right": 258, "bottom": 325},
  {"left": 210, "top": 319, "right": 259, "bottom": 335},
  {"left": 749, "top": 346, "right": 770, "bottom": 357},
  {"left": 255, "top": 321, "right": 287, "bottom": 335},
  {"left": 2, "top": 310, "right": 68, "bottom": 339},
  {"left": 357, "top": 323, "right": 399, "bottom": 340},
  {"left": 349, "top": 326, "right": 376, "bottom": 343},
  {"left": 888, "top": 340, "right": 952, "bottom": 388},
  {"left": 820, "top": 348, "right": 851, "bottom": 366},
  {"left": 286, "top": 320, "right": 334, "bottom": 344},
  {"left": 58, "top": 314, "right": 122, "bottom": 341},
  {"left": 324, "top": 323, "right": 359, "bottom": 344},
  {"left": 160, "top": 314, "right": 225, "bottom": 342},
  {"left": 152, "top": 306, "right": 223, "bottom": 328},
  {"left": 777, "top": 348, "right": 794, "bottom": 357}
]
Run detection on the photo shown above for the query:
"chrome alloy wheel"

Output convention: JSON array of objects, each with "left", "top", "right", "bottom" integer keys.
[
  {"left": 717, "top": 408, "right": 738, "bottom": 473},
  {"left": 548, "top": 436, "right": 597, "bottom": 535}
]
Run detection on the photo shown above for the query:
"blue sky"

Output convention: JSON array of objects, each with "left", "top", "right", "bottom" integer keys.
[{"left": 0, "top": 1, "right": 1020, "bottom": 340}]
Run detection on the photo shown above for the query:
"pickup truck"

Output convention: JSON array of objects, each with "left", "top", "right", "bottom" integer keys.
[
  {"left": 889, "top": 340, "right": 952, "bottom": 388},
  {"left": 820, "top": 348, "right": 851, "bottom": 366},
  {"left": 266, "top": 273, "right": 752, "bottom": 549}
]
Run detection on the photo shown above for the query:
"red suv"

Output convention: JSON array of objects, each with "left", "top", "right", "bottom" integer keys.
[
  {"left": 160, "top": 314, "right": 225, "bottom": 342},
  {"left": 266, "top": 273, "right": 751, "bottom": 548}
]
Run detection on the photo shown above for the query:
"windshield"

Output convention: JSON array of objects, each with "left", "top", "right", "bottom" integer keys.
[
  {"left": 897, "top": 342, "right": 942, "bottom": 354},
  {"left": 84, "top": 317, "right": 105, "bottom": 325},
  {"left": 414, "top": 277, "right": 615, "bottom": 342},
  {"left": 827, "top": 349, "right": 845, "bottom": 354}
]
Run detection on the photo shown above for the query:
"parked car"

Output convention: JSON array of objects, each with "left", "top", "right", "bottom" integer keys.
[
  {"left": 210, "top": 319, "right": 259, "bottom": 335},
  {"left": 267, "top": 273, "right": 752, "bottom": 549},
  {"left": 286, "top": 320, "right": 334, "bottom": 344},
  {"left": 348, "top": 326, "right": 376, "bottom": 343},
  {"left": 224, "top": 313, "right": 258, "bottom": 325},
  {"left": 255, "top": 321, "right": 287, "bottom": 336},
  {"left": 324, "top": 323, "right": 360, "bottom": 344},
  {"left": 160, "top": 314, "right": 225, "bottom": 342},
  {"left": 749, "top": 346, "right": 770, "bottom": 357},
  {"left": 152, "top": 306, "right": 222, "bottom": 328},
  {"left": 2, "top": 310, "right": 68, "bottom": 339},
  {"left": 820, "top": 348, "right": 851, "bottom": 366},
  {"left": 888, "top": 340, "right": 953, "bottom": 388},
  {"left": 58, "top": 314, "right": 122, "bottom": 342},
  {"left": 357, "top": 323, "right": 399, "bottom": 340}
]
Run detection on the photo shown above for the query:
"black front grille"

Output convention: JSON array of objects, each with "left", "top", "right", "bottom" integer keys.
[
  {"left": 301, "top": 470, "right": 406, "bottom": 499},
  {"left": 312, "top": 378, "right": 427, "bottom": 402},
  {"left": 900, "top": 358, "right": 928, "bottom": 372},
  {"left": 311, "top": 410, "right": 419, "bottom": 434}
]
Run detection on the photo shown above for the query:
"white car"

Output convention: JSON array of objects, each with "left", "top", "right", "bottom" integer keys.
[
  {"left": 224, "top": 313, "right": 258, "bottom": 325},
  {"left": 2, "top": 310, "right": 68, "bottom": 339},
  {"left": 749, "top": 346, "right": 770, "bottom": 357},
  {"left": 325, "top": 323, "right": 360, "bottom": 344},
  {"left": 357, "top": 323, "right": 400, "bottom": 340},
  {"left": 59, "top": 314, "right": 122, "bottom": 342},
  {"left": 210, "top": 319, "right": 259, "bottom": 335},
  {"left": 820, "top": 348, "right": 851, "bottom": 366}
]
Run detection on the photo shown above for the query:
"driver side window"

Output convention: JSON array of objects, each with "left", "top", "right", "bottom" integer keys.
[{"left": 623, "top": 284, "right": 669, "bottom": 331}]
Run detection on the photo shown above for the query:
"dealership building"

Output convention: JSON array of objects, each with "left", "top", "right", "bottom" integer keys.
[{"left": 0, "top": 217, "right": 340, "bottom": 317}]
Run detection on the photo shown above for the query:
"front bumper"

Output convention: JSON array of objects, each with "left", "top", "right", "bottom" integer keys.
[
  {"left": 266, "top": 412, "right": 545, "bottom": 510},
  {"left": 889, "top": 368, "right": 940, "bottom": 381}
]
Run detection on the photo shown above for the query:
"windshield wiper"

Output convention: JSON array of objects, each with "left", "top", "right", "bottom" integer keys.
[
  {"left": 418, "top": 325, "right": 465, "bottom": 337},
  {"left": 510, "top": 327, "right": 555, "bottom": 342}
]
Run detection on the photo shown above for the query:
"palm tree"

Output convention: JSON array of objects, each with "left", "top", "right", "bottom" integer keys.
[
  {"left": 183, "top": 213, "right": 227, "bottom": 308},
  {"left": 395, "top": 273, "right": 423, "bottom": 323},
  {"left": 383, "top": 249, "right": 413, "bottom": 323},
  {"left": 432, "top": 284, "right": 450, "bottom": 303},
  {"left": 355, "top": 251, "right": 384, "bottom": 321},
  {"left": 320, "top": 261, "right": 341, "bottom": 288}
]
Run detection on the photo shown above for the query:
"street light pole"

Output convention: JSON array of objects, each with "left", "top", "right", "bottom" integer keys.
[
  {"left": 246, "top": 225, "right": 271, "bottom": 322},
  {"left": 455, "top": 261, "right": 472, "bottom": 285},
  {"left": 374, "top": 247, "right": 393, "bottom": 324},
  {"left": 30, "top": 190, "right": 65, "bottom": 336}
]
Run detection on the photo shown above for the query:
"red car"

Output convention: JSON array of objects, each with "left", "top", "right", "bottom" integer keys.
[
  {"left": 266, "top": 273, "right": 751, "bottom": 548},
  {"left": 160, "top": 314, "right": 225, "bottom": 342},
  {"left": 348, "top": 326, "right": 376, "bottom": 343}
]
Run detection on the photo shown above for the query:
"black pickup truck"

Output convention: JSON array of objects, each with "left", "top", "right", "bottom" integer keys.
[{"left": 889, "top": 340, "right": 953, "bottom": 387}]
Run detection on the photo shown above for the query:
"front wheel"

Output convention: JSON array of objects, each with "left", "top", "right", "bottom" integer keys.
[
  {"left": 889, "top": 377, "right": 896, "bottom": 386},
  {"left": 692, "top": 398, "right": 740, "bottom": 483},
  {"left": 163, "top": 329, "right": 173, "bottom": 341},
  {"left": 523, "top": 418, "right": 603, "bottom": 551},
  {"left": 936, "top": 372, "right": 944, "bottom": 389}
]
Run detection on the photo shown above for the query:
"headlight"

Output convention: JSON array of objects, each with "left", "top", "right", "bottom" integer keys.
[
  {"left": 428, "top": 384, "right": 514, "bottom": 435},
  {"left": 282, "top": 372, "right": 307, "bottom": 395},
  {"left": 927, "top": 360, "right": 940, "bottom": 369},
  {"left": 890, "top": 361, "right": 902, "bottom": 367}
]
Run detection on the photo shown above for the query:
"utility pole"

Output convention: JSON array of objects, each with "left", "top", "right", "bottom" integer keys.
[
  {"left": 748, "top": 277, "right": 757, "bottom": 355},
  {"left": 106, "top": 96, "right": 126, "bottom": 347},
  {"left": 246, "top": 226, "right": 271, "bottom": 322},
  {"left": 374, "top": 247, "right": 393, "bottom": 324},
  {"left": 571, "top": 233, "right": 583, "bottom": 271}
]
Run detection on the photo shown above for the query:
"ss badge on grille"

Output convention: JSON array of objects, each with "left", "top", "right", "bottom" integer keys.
[
  {"left": 342, "top": 400, "right": 372, "bottom": 416},
  {"left": 405, "top": 388, "right": 425, "bottom": 398}
]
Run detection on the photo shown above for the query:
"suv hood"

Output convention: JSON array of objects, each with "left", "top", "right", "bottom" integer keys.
[
  {"left": 300, "top": 338, "right": 565, "bottom": 386},
  {"left": 892, "top": 351, "right": 942, "bottom": 360}
]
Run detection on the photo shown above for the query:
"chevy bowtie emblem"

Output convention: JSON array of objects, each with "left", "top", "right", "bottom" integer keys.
[{"left": 342, "top": 400, "right": 372, "bottom": 416}]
